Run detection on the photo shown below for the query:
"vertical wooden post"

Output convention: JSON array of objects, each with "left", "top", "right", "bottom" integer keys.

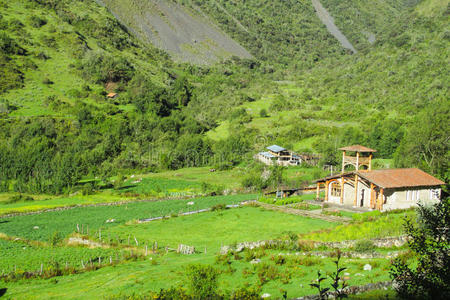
[
  {"left": 379, "top": 188, "right": 384, "bottom": 211},
  {"left": 316, "top": 182, "right": 320, "bottom": 200},
  {"left": 369, "top": 154, "right": 373, "bottom": 171},
  {"left": 356, "top": 152, "right": 360, "bottom": 171},
  {"left": 370, "top": 183, "right": 375, "bottom": 209},
  {"left": 340, "top": 178, "right": 344, "bottom": 204},
  {"left": 341, "top": 151, "right": 346, "bottom": 173},
  {"left": 354, "top": 174, "right": 358, "bottom": 207},
  {"left": 325, "top": 180, "right": 329, "bottom": 202}
]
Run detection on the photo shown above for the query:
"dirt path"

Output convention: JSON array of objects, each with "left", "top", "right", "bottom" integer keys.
[
  {"left": 257, "top": 202, "right": 351, "bottom": 223},
  {"left": 311, "top": 0, "right": 357, "bottom": 53}
]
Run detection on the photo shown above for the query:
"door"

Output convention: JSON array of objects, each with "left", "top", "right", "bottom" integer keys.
[{"left": 360, "top": 189, "right": 365, "bottom": 207}]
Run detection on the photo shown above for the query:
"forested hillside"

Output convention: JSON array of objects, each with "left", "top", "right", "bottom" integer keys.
[
  {"left": 0, "top": 0, "right": 448, "bottom": 196},
  {"left": 0, "top": 0, "right": 266, "bottom": 194}
]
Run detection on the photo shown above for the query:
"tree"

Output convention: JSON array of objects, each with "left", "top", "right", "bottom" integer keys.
[
  {"left": 394, "top": 99, "right": 449, "bottom": 182},
  {"left": 390, "top": 198, "right": 450, "bottom": 299}
]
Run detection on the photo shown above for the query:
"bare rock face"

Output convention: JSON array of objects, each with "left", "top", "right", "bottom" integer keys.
[{"left": 95, "top": 0, "right": 252, "bottom": 64}]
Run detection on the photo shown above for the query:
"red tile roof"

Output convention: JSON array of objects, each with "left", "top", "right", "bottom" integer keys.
[
  {"left": 107, "top": 92, "right": 118, "bottom": 98},
  {"left": 338, "top": 145, "right": 377, "bottom": 152},
  {"left": 357, "top": 168, "right": 445, "bottom": 189},
  {"left": 315, "top": 168, "right": 445, "bottom": 189}
]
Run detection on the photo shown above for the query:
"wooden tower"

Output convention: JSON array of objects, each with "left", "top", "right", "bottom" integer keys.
[
  {"left": 338, "top": 145, "right": 376, "bottom": 206},
  {"left": 338, "top": 145, "right": 376, "bottom": 173}
]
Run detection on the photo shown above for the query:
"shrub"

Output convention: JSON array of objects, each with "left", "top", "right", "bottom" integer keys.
[
  {"left": 211, "top": 203, "right": 227, "bottom": 211},
  {"left": 354, "top": 240, "right": 376, "bottom": 253},
  {"left": 4, "top": 194, "right": 34, "bottom": 204},
  {"left": 152, "top": 286, "right": 191, "bottom": 300},
  {"left": 256, "top": 263, "right": 280, "bottom": 285},
  {"left": 29, "top": 15, "right": 47, "bottom": 28},
  {"left": 49, "top": 231, "right": 63, "bottom": 246},
  {"left": 272, "top": 255, "right": 286, "bottom": 265},
  {"left": 185, "top": 264, "right": 219, "bottom": 299},
  {"left": 42, "top": 78, "right": 53, "bottom": 85},
  {"left": 259, "top": 108, "right": 269, "bottom": 118},
  {"left": 230, "top": 285, "right": 260, "bottom": 300},
  {"left": 390, "top": 199, "right": 450, "bottom": 299}
]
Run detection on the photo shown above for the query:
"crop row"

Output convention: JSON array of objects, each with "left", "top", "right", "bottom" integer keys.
[{"left": 0, "top": 194, "right": 256, "bottom": 241}]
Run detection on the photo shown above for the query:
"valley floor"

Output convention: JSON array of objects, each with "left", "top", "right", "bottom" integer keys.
[{"left": 0, "top": 185, "right": 411, "bottom": 299}]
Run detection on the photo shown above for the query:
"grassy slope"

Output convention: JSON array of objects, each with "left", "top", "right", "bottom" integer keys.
[
  {"left": 4, "top": 207, "right": 397, "bottom": 299},
  {"left": 0, "top": 194, "right": 256, "bottom": 241},
  {"left": 0, "top": 0, "right": 169, "bottom": 117},
  {"left": 203, "top": 0, "right": 448, "bottom": 155},
  {"left": 102, "top": 206, "right": 336, "bottom": 252}
]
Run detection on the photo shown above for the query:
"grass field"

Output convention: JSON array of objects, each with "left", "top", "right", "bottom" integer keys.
[
  {"left": 101, "top": 206, "right": 337, "bottom": 251},
  {"left": 0, "top": 167, "right": 261, "bottom": 216},
  {"left": 302, "top": 210, "right": 414, "bottom": 241},
  {"left": 1, "top": 204, "right": 403, "bottom": 299},
  {"left": 0, "top": 194, "right": 256, "bottom": 242}
]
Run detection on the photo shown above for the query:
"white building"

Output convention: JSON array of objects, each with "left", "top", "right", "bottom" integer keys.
[
  {"left": 255, "top": 145, "right": 300, "bottom": 166},
  {"left": 315, "top": 145, "right": 445, "bottom": 211}
]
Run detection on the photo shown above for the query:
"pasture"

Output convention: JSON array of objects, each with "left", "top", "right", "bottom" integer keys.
[
  {"left": 0, "top": 194, "right": 255, "bottom": 241},
  {"left": 1, "top": 199, "right": 405, "bottom": 299}
]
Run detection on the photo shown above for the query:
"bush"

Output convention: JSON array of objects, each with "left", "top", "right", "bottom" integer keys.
[
  {"left": 29, "top": 15, "right": 47, "bottom": 28},
  {"left": 211, "top": 203, "right": 227, "bottom": 211},
  {"left": 390, "top": 199, "right": 450, "bottom": 299},
  {"left": 354, "top": 240, "right": 376, "bottom": 253},
  {"left": 230, "top": 285, "right": 260, "bottom": 300},
  {"left": 185, "top": 264, "right": 219, "bottom": 299},
  {"left": 259, "top": 108, "right": 269, "bottom": 118},
  {"left": 49, "top": 231, "right": 63, "bottom": 246},
  {"left": 42, "top": 78, "right": 53, "bottom": 85},
  {"left": 256, "top": 263, "right": 280, "bottom": 285},
  {"left": 4, "top": 194, "right": 34, "bottom": 204}
]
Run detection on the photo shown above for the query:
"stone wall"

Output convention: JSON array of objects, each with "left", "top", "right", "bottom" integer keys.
[
  {"left": 292, "top": 281, "right": 392, "bottom": 300},
  {"left": 220, "top": 236, "right": 408, "bottom": 254},
  {"left": 314, "top": 236, "right": 409, "bottom": 249}
]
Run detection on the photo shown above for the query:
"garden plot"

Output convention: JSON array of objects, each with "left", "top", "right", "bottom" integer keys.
[{"left": 0, "top": 194, "right": 256, "bottom": 242}]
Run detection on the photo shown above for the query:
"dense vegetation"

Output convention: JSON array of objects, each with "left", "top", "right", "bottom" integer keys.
[{"left": 0, "top": 0, "right": 448, "bottom": 197}]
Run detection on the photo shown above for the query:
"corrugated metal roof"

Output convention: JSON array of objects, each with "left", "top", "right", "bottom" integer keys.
[
  {"left": 338, "top": 145, "right": 377, "bottom": 152},
  {"left": 315, "top": 168, "right": 445, "bottom": 189},
  {"left": 357, "top": 168, "right": 445, "bottom": 189},
  {"left": 267, "top": 145, "right": 286, "bottom": 152},
  {"left": 259, "top": 152, "right": 275, "bottom": 158}
]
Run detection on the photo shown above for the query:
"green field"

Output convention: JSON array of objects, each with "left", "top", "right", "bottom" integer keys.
[
  {"left": 1, "top": 204, "right": 403, "bottom": 299},
  {"left": 102, "top": 206, "right": 336, "bottom": 251},
  {"left": 0, "top": 194, "right": 256, "bottom": 241}
]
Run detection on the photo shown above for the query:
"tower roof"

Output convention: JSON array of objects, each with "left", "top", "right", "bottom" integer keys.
[{"left": 338, "top": 145, "right": 377, "bottom": 152}]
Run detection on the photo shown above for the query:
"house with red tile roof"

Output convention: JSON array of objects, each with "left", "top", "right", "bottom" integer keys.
[{"left": 315, "top": 145, "right": 445, "bottom": 211}]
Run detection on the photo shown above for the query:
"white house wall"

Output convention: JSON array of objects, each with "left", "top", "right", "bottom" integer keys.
[{"left": 383, "top": 188, "right": 441, "bottom": 211}]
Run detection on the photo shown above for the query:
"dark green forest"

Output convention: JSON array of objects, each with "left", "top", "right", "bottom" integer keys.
[{"left": 0, "top": 0, "right": 448, "bottom": 194}]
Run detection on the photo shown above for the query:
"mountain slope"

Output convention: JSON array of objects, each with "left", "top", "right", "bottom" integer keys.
[{"left": 95, "top": 0, "right": 252, "bottom": 64}]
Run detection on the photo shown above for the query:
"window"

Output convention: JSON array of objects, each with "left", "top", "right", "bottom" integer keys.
[
  {"left": 430, "top": 189, "right": 440, "bottom": 200},
  {"left": 331, "top": 183, "right": 341, "bottom": 197}
]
